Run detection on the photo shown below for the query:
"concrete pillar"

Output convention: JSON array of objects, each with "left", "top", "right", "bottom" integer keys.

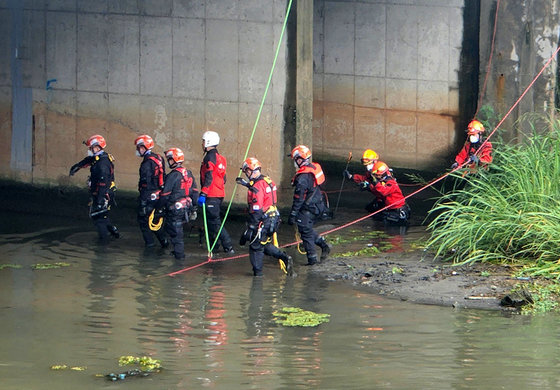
[{"left": 296, "top": 0, "right": 313, "bottom": 147}]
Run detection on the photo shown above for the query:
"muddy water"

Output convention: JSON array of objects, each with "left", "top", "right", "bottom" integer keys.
[{"left": 1, "top": 210, "right": 560, "bottom": 390}]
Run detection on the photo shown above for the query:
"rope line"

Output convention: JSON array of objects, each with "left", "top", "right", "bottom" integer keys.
[
  {"left": 164, "top": 27, "right": 560, "bottom": 279},
  {"left": 203, "top": 0, "right": 294, "bottom": 255}
]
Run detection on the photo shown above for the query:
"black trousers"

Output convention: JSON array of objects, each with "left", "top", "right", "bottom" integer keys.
[
  {"left": 165, "top": 209, "right": 185, "bottom": 259},
  {"left": 205, "top": 197, "right": 233, "bottom": 252},
  {"left": 295, "top": 210, "right": 328, "bottom": 264},
  {"left": 137, "top": 200, "right": 167, "bottom": 247},
  {"left": 249, "top": 236, "right": 288, "bottom": 276}
]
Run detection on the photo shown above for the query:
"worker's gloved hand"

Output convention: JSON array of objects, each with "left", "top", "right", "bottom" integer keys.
[
  {"left": 343, "top": 170, "right": 352, "bottom": 180},
  {"left": 69, "top": 163, "right": 80, "bottom": 176},
  {"left": 154, "top": 208, "right": 165, "bottom": 219},
  {"left": 469, "top": 155, "right": 480, "bottom": 164},
  {"left": 451, "top": 162, "right": 459, "bottom": 169},
  {"left": 197, "top": 193, "right": 206, "bottom": 207},
  {"left": 235, "top": 177, "right": 249, "bottom": 187},
  {"left": 288, "top": 213, "right": 297, "bottom": 226},
  {"left": 359, "top": 181, "right": 370, "bottom": 191}
]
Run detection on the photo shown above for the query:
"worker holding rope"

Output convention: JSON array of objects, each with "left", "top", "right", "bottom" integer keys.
[
  {"left": 288, "top": 145, "right": 331, "bottom": 266},
  {"left": 134, "top": 134, "right": 169, "bottom": 249},
  {"left": 343, "top": 149, "right": 385, "bottom": 214},
  {"left": 236, "top": 157, "right": 293, "bottom": 277},
  {"left": 451, "top": 119, "right": 493, "bottom": 172},
  {"left": 156, "top": 147, "right": 198, "bottom": 261},
  {"left": 198, "top": 131, "right": 234, "bottom": 255}
]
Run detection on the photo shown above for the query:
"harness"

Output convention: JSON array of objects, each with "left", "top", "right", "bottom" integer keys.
[{"left": 147, "top": 154, "right": 165, "bottom": 189}]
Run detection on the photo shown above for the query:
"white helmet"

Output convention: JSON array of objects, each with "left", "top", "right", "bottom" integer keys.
[{"left": 202, "top": 131, "right": 220, "bottom": 148}]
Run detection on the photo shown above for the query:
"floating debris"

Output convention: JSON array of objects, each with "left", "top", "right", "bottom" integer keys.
[
  {"left": 50, "top": 364, "right": 86, "bottom": 371},
  {"left": 31, "top": 262, "right": 71, "bottom": 270},
  {"left": 118, "top": 355, "right": 162, "bottom": 372},
  {"left": 0, "top": 264, "right": 22, "bottom": 270},
  {"left": 104, "top": 356, "right": 163, "bottom": 382},
  {"left": 273, "top": 307, "right": 330, "bottom": 327}
]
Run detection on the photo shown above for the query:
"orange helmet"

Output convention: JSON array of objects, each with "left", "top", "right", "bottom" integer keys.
[
  {"left": 134, "top": 134, "right": 154, "bottom": 150},
  {"left": 242, "top": 157, "right": 261, "bottom": 173},
  {"left": 85, "top": 134, "right": 106, "bottom": 149},
  {"left": 291, "top": 145, "right": 311, "bottom": 161},
  {"left": 372, "top": 161, "right": 390, "bottom": 177},
  {"left": 361, "top": 149, "right": 379, "bottom": 165},
  {"left": 165, "top": 148, "right": 184, "bottom": 164},
  {"left": 467, "top": 120, "right": 485, "bottom": 135}
]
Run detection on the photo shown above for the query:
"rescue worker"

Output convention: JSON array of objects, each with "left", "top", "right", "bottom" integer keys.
[
  {"left": 134, "top": 134, "right": 168, "bottom": 248},
  {"left": 451, "top": 119, "right": 493, "bottom": 170},
  {"left": 69, "top": 134, "right": 119, "bottom": 242},
  {"left": 157, "top": 147, "right": 198, "bottom": 261},
  {"left": 236, "top": 157, "right": 293, "bottom": 277},
  {"left": 343, "top": 149, "right": 384, "bottom": 213},
  {"left": 288, "top": 145, "right": 331, "bottom": 266},
  {"left": 368, "top": 161, "right": 410, "bottom": 227},
  {"left": 198, "top": 131, "right": 234, "bottom": 254}
]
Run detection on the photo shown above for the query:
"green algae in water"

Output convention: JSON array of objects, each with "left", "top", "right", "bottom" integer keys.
[
  {"left": 118, "top": 355, "right": 162, "bottom": 372},
  {"left": 273, "top": 307, "right": 330, "bottom": 327},
  {"left": 0, "top": 264, "right": 22, "bottom": 270},
  {"left": 31, "top": 262, "right": 71, "bottom": 270},
  {"left": 332, "top": 246, "right": 381, "bottom": 258},
  {"left": 330, "top": 230, "right": 389, "bottom": 245}
]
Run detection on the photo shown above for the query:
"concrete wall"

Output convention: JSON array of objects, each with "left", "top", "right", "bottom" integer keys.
[
  {"left": 0, "top": 0, "right": 290, "bottom": 203},
  {"left": 312, "top": 0, "right": 466, "bottom": 169}
]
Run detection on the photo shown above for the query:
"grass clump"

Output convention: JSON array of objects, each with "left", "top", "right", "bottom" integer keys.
[{"left": 426, "top": 115, "right": 560, "bottom": 277}]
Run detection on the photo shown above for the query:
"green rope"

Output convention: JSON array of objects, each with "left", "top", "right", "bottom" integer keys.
[
  {"left": 206, "top": 0, "right": 294, "bottom": 254},
  {"left": 202, "top": 203, "right": 211, "bottom": 257}
]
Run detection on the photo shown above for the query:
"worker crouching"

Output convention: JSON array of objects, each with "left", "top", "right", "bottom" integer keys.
[
  {"left": 369, "top": 161, "right": 410, "bottom": 230},
  {"left": 237, "top": 158, "right": 293, "bottom": 277}
]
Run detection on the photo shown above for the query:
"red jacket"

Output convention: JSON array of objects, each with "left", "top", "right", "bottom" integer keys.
[
  {"left": 200, "top": 148, "right": 227, "bottom": 197},
  {"left": 374, "top": 177, "right": 405, "bottom": 209},
  {"left": 247, "top": 175, "right": 277, "bottom": 223},
  {"left": 352, "top": 171, "right": 383, "bottom": 201},
  {"left": 455, "top": 140, "right": 492, "bottom": 166}
]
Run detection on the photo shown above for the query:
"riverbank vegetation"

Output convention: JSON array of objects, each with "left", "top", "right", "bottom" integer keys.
[{"left": 426, "top": 115, "right": 560, "bottom": 312}]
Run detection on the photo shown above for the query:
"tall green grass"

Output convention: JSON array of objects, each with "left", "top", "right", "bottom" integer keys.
[{"left": 426, "top": 117, "right": 560, "bottom": 277}]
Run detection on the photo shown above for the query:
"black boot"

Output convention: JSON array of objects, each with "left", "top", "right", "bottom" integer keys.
[
  {"left": 284, "top": 255, "right": 294, "bottom": 276},
  {"left": 107, "top": 225, "right": 120, "bottom": 239}
]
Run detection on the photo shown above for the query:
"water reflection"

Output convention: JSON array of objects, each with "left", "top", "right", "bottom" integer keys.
[{"left": 5, "top": 221, "right": 560, "bottom": 390}]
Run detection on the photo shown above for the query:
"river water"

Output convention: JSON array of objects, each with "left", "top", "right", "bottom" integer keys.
[{"left": 1, "top": 209, "right": 560, "bottom": 390}]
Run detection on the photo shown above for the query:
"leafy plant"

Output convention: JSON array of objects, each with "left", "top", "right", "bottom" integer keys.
[{"left": 426, "top": 113, "right": 560, "bottom": 277}]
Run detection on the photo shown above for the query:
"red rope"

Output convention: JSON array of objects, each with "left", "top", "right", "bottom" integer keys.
[{"left": 164, "top": 42, "right": 560, "bottom": 278}]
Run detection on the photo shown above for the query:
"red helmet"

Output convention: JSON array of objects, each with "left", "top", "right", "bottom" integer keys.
[
  {"left": 85, "top": 134, "right": 106, "bottom": 149},
  {"left": 165, "top": 148, "right": 184, "bottom": 164},
  {"left": 242, "top": 157, "right": 261, "bottom": 173},
  {"left": 134, "top": 134, "right": 154, "bottom": 150},
  {"left": 372, "top": 161, "right": 390, "bottom": 177},
  {"left": 467, "top": 120, "right": 485, "bottom": 135},
  {"left": 291, "top": 145, "right": 311, "bottom": 161}
]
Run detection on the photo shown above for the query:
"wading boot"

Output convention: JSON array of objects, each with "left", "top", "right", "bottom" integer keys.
[
  {"left": 285, "top": 255, "right": 294, "bottom": 276},
  {"left": 320, "top": 242, "right": 331, "bottom": 262},
  {"left": 107, "top": 225, "right": 120, "bottom": 239}
]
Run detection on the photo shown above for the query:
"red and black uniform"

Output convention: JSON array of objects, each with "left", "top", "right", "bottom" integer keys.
[
  {"left": 71, "top": 151, "right": 118, "bottom": 241},
  {"left": 137, "top": 151, "right": 167, "bottom": 247},
  {"left": 351, "top": 171, "right": 384, "bottom": 213},
  {"left": 200, "top": 148, "right": 233, "bottom": 252},
  {"left": 289, "top": 162, "right": 330, "bottom": 265},
  {"left": 158, "top": 166, "right": 198, "bottom": 260},
  {"left": 243, "top": 175, "right": 290, "bottom": 276},
  {"left": 454, "top": 139, "right": 493, "bottom": 168},
  {"left": 373, "top": 176, "right": 410, "bottom": 226}
]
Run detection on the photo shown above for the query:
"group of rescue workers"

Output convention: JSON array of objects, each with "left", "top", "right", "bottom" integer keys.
[{"left": 68, "top": 119, "right": 492, "bottom": 277}]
